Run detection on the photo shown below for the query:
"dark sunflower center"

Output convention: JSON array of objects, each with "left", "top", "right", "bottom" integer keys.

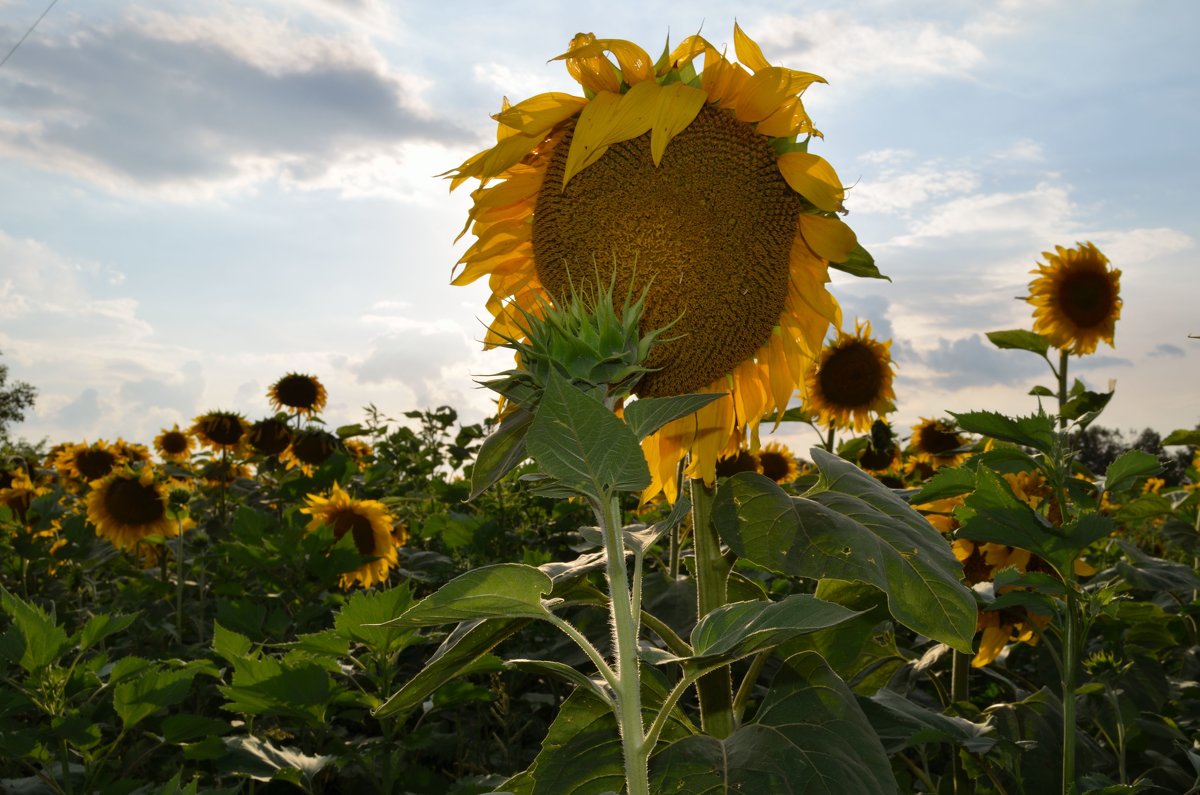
[
  {"left": 274, "top": 376, "right": 321, "bottom": 409},
  {"left": 533, "top": 104, "right": 801, "bottom": 397},
  {"left": 104, "top": 479, "right": 165, "bottom": 526},
  {"left": 76, "top": 449, "right": 117, "bottom": 481},
  {"left": 818, "top": 341, "right": 883, "bottom": 408},
  {"left": 758, "top": 450, "right": 793, "bottom": 483},
  {"left": 859, "top": 444, "right": 895, "bottom": 471},
  {"left": 1057, "top": 269, "right": 1114, "bottom": 329},
  {"left": 919, "top": 426, "right": 962, "bottom": 456},
  {"left": 294, "top": 432, "right": 338, "bottom": 465},
  {"left": 160, "top": 432, "right": 189, "bottom": 455},
  {"left": 201, "top": 415, "right": 244, "bottom": 446},
  {"left": 716, "top": 450, "right": 759, "bottom": 478},
  {"left": 331, "top": 510, "right": 377, "bottom": 556},
  {"left": 248, "top": 420, "right": 292, "bottom": 456},
  {"left": 0, "top": 472, "right": 13, "bottom": 489}
]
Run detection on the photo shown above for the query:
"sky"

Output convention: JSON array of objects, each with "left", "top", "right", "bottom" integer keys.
[{"left": 1, "top": 0, "right": 1197, "bottom": 454}]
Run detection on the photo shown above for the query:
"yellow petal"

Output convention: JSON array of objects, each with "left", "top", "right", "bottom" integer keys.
[
  {"left": 733, "top": 22, "right": 771, "bottom": 72},
  {"left": 555, "top": 36, "right": 654, "bottom": 88},
  {"left": 756, "top": 95, "right": 815, "bottom": 138},
  {"left": 560, "top": 33, "right": 622, "bottom": 94},
  {"left": 735, "top": 67, "right": 823, "bottom": 123},
  {"left": 667, "top": 34, "right": 712, "bottom": 72},
  {"left": 798, "top": 214, "right": 857, "bottom": 263},
  {"left": 777, "top": 152, "right": 844, "bottom": 212},
  {"left": 972, "top": 624, "right": 1009, "bottom": 668},
  {"left": 562, "top": 81, "right": 660, "bottom": 187},
  {"left": 493, "top": 93, "right": 588, "bottom": 137},
  {"left": 650, "top": 83, "right": 708, "bottom": 166}
]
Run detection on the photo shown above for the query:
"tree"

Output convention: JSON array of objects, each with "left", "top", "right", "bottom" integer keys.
[{"left": 0, "top": 351, "right": 36, "bottom": 446}]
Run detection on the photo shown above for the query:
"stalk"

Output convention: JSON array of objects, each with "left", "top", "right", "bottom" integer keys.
[
  {"left": 1062, "top": 590, "right": 1079, "bottom": 795},
  {"left": 599, "top": 493, "right": 649, "bottom": 795},
  {"left": 175, "top": 516, "right": 186, "bottom": 643},
  {"left": 951, "top": 649, "right": 971, "bottom": 794},
  {"left": 689, "top": 477, "right": 734, "bottom": 738},
  {"left": 1056, "top": 349, "right": 1069, "bottom": 431}
]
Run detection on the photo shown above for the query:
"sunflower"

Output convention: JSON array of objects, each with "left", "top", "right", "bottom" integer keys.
[
  {"left": 154, "top": 425, "right": 194, "bottom": 463},
  {"left": 282, "top": 428, "right": 341, "bottom": 476},
  {"left": 191, "top": 411, "right": 247, "bottom": 452},
  {"left": 113, "top": 440, "right": 151, "bottom": 467},
  {"left": 448, "top": 25, "right": 863, "bottom": 502},
  {"left": 246, "top": 417, "right": 293, "bottom": 457},
  {"left": 1027, "top": 242, "right": 1121, "bottom": 356},
  {"left": 908, "top": 418, "right": 970, "bottom": 470},
  {"left": 301, "top": 483, "right": 398, "bottom": 589},
  {"left": 803, "top": 320, "right": 894, "bottom": 432},
  {"left": 268, "top": 373, "right": 328, "bottom": 417},
  {"left": 86, "top": 466, "right": 180, "bottom": 550},
  {"left": 715, "top": 450, "right": 760, "bottom": 478},
  {"left": 757, "top": 440, "right": 801, "bottom": 484},
  {"left": 54, "top": 441, "right": 120, "bottom": 483},
  {"left": 342, "top": 438, "right": 375, "bottom": 467},
  {"left": 0, "top": 470, "right": 37, "bottom": 523}
]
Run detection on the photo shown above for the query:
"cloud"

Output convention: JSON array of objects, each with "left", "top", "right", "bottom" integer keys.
[
  {"left": 904, "top": 333, "right": 1047, "bottom": 389},
  {"left": 851, "top": 164, "right": 979, "bottom": 215},
  {"left": 0, "top": 8, "right": 470, "bottom": 199},
  {"left": 889, "top": 181, "right": 1074, "bottom": 246},
  {"left": 1088, "top": 227, "right": 1194, "bottom": 266},
  {"left": 1149, "top": 343, "right": 1185, "bottom": 358}
]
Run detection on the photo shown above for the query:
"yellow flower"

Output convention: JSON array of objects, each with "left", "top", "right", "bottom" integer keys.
[
  {"left": 302, "top": 483, "right": 398, "bottom": 589},
  {"left": 246, "top": 417, "right": 293, "bottom": 457},
  {"left": 973, "top": 608, "right": 1049, "bottom": 668},
  {"left": 449, "top": 25, "right": 861, "bottom": 502},
  {"left": 0, "top": 469, "right": 38, "bottom": 523},
  {"left": 54, "top": 440, "right": 121, "bottom": 484},
  {"left": 154, "top": 425, "right": 194, "bottom": 463},
  {"left": 1027, "top": 241, "right": 1121, "bottom": 355},
  {"left": 281, "top": 428, "right": 341, "bottom": 476},
  {"left": 757, "top": 440, "right": 801, "bottom": 484},
  {"left": 909, "top": 418, "right": 970, "bottom": 470},
  {"left": 342, "top": 438, "right": 375, "bottom": 467},
  {"left": 803, "top": 320, "right": 895, "bottom": 432},
  {"left": 190, "top": 411, "right": 248, "bottom": 453},
  {"left": 268, "top": 373, "right": 328, "bottom": 417},
  {"left": 113, "top": 440, "right": 152, "bottom": 467},
  {"left": 86, "top": 466, "right": 180, "bottom": 551}
]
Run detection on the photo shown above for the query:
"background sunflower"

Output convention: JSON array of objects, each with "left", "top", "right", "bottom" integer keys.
[
  {"left": 302, "top": 483, "right": 398, "bottom": 589},
  {"left": 1027, "top": 241, "right": 1121, "bottom": 355},
  {"left": 803, "top": 319, "right": 895, "bottom": 432},
  {"left": 86, "top": 466, "right": 179, "bottom": 550}
]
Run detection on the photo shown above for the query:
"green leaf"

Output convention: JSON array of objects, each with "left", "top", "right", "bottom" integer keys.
[
  {"left": 161, "top": 714, "right": 233, "bottom": 744},
  {"left": 0, "top": 587, "right": 70, "bottom": 673},
  {"left": 1103, "top": 450, "right": 1162, "bottom": 495},
  {"left": 520, "top": 689, "right": 626, "bottom": 795},
  {"left": 714, "top": 451, "right": 976, "bottom": 653},
  {"left": 79, "top": 612, "right": 138, "bottom": 651},
  {"left": 1113, "top": 492, "right": 1174, "bottom": 524},
  {"left": 218, "top": 657, "right": 331, "bottom": 726},
  {"left": 469, "top": 407, "right": 533, "bottom": 500},
  {"left": 1114, "top": 540, "right": 1200, "bottom": 593},
  {"left": 506, "top": 659, "right": 613, "bottom": 708},
  {"left": 221, "top": 735, "right": 334, "bottom": 787},
  {"left": 623, "top": 393, "right": 726, "bottom": 439},
  {"left": 907, "top": 466, "right": 976, "bottom": 504},
  {"left": 211, "top": 621, "right": 254, "bottom": 665},
  {"left": 986, "top": 329, "right": 1050, "bottom": 356},
  {"left": 420, "top": 511, "right": 485, "bottom": 550},
  {"left": 1163, "top": 429, "right": 1200, "bottom": 447},
  {"left": 1029, "top": 385, "right": 1055, "bottom": 397},
  {"left": 113, "top": 666, "right": 198, "bottom": 730},
  {"left": 862, "top": 688, "right": 997, "bottom": 754},
  {"left": 333, "top": 585, "right": 417, "bottom": 651},
  {"left": 1060, "top": 382, "right": 1114, "bottom": 428},
  {"left": 829, "top": 242, "right": 890, "bottom": 281},
  {"left": 951, "top": 410, "right": 1054, "bottom": 453},
  {"left": 650, "top": 652, "right": 897, "bottom": 794},
  {"left": 673, "top": 595, "right": 861, "bottom": 666},
  {"left": 526, "top": 371, "right": 650, "bottom": 498},
  {"left": 382, "top": 564, "right": 552, "bottom": 628}
]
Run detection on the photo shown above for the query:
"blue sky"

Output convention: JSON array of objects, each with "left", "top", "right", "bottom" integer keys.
[{"left": 1, "top": 0, "right": 1197, "bottom": 451}]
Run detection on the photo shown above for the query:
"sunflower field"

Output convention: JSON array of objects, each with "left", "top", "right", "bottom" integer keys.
[{"left": 3, "top": 24, "right": 1199, "bottom": 795}]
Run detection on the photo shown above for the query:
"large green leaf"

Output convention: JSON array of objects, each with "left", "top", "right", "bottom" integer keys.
[
  {"left": 1163, "top": 428, "right": 1200, "bottom": 447},
  {"left": 78, "top": 612, "right": 138, "bottom": 651},
  {"left": 986, "top": 329, "right": 1050, "bottom": 356},
  {"left": 650, "top": 652, "right": 897, "bottom": 793},
  {"left": 221, "top": 735, "right": 334, "bottom": 788},
  {"left": 713, "top": 451, "right": 975, "bottom": 653},
  {"left": 951, "top": 410, "right": 1055, "bottom": 454},
  {"left": 381, "top": 564, "right": 552, "bottom": 628},
  {"left": 469, "top": 407, "right": 534, "bottom": 500},
  {"left": 218, "top": 655, "right": 332, "bottom": 727},
  {"left": 829, "top": 242, "right": 889, "bottom": 281},
  {"left": 333, "top": 585, "right": 417, "bottom": 652},
  {"left": 113, "top": 666, "right": 198, "bottom": 730},
  {"left": 1103, "top": 450, "right": 1162, "bottom": 495},
  {"left": 670, "top": 595, "right": 860, "bottom": 666},
  {"left": 526, "top": 371, "right": 649, "bottom": 499},
  {"left": 623, "top": 393, "right": 726, "bottom": 439},
  {"left": 862, "top": 688, "right": 997, "bottom": 754},
  {"left": 0, "top": 588, "right": 70, "bottom": 673}
]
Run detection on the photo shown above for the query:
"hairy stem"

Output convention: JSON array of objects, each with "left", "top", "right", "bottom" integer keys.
[{"left": 689, "top": 477, "right": 734, "bottom": 738}]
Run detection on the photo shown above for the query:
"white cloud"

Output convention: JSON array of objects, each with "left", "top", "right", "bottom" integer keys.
[
  {"left": 851, "top": 166, "right": 979, "bottom": 215},
  {"left": 890, "top": 181, "right": 1074, "bottom": 245},
  {"left": 1087, "top": 227, "right": 1194, "bottom": 267}
]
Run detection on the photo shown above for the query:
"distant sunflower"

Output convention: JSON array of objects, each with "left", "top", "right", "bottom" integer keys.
[
  {"left": 268, "top": 373, "right": 328, "bottom": 417},
  {"left": 191, "top": 411, "right": 247, "bottom": 452},
  {"left": 302, "top": 483, "right": 398, "bottom": 589},
  {"left": 715, "top": 450, "right": 760, "bottom": 478},
  {"left": 86, "top": 467, "right": 179, "bottom": 550},
  {"left": 757, "top": 440, "right": 801, "bottom": 484},
  {"left": 55, "top": 441, "right": 120, "bottom": 483},
  {"left": 246, "top": 417, "right": 293, "bottom": 457},
  {"left": 154, "top": 425, "right": 194, "bottom": 463},
  {"left": 113, "top": 440, "right": 152, "bottom": 467},
  {"left": 1027, "top": 241, "right": 1121, "bottom": 355},
  {"left": 282, "top": 428, "right": 341, "bottom": 476},
  {"left": 0, "top": 470, "right": 37, "bottom": 522},
  {"left": 803, "top": 320, "right": 894, "bottom": 432},
  {"left": 342, "top": 438, "right": 375, "bottom": 467},
  {"left": 198, "top": 459, "right": 253, "bottom": 486},
  {"left": 909, "top": 418, "right": 970, "bottom": 470},
  {"left": 449, "top": 24, "right": 864, "bottom": 501}
]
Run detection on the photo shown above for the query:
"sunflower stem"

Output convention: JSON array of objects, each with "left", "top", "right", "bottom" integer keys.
[
  {"left": 1056, "top": 349, "right": 1069, "bottom": 431},
  {"left": 175, "top": 516, "right": 185, "bottom": 644},
  {"left": 597, "top": 492, "right": 649, "bottom": 795},
  {"left": 1062, "top": 588, "right": 1080, "bottom": 795},
  {"left": 823, "top": 425, "right": 837, "bottom": 453},
  {"left": 951, "top": 649, "right": 971, "bottom": 794},
  {"left": 689, "top": 477, "right": 734, "bottom": 739}
]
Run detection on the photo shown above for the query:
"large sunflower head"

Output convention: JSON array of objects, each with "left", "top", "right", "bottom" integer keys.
[
  {"left": 449, "top": 24, "right": 872, "bottom": 501},
  {"left": 268, "top": 373, "right": 328, "bottom": 417},
  {"left": 154, "top": 425, "right": 194, "bottom": 464},
  {"left": 282, "top": 428, "right": 342, "bottom": 475},
  {"left": 85, "top": 466, "right": 179, "bottom": 550},
  {"left": 803, "top": 320, "right": 895, "bottom": 432},
  {"left": 190, "top": 411, "right": 248, "bottom": 452},
  {"left": 55, "top": 440, "right": 120, "bottom": 484},
  {"left": 1027, "top": 241, "right": 1121, "bottom": 355},
  {"left": 301, "top": 483, "right": 398, "bottom": 589}
]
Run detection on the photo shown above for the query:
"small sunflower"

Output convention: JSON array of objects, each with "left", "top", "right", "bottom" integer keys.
[
  {"left": 55, "top": 441, "right": 120, "bottom": 483},
  {"left": 342, "top": 438, "right": 375, "bottom": 467},
  {"left": 0, "top": 470, "right": 37, "bottom": 523},
  {"left": 302, "top": 483, "right": 398, "bottom": 589},
  {"left": 909, "top": 418, "right": 970, "bottom": 470},
  {"left": 198, "top": 459, "right": 253, "bottom": 486},
  {"left": 1027, "top": 241, "right": 1121, "bottom": 355},
  {"left": 246, "top": 417, "right": 293, "bottom": 457},
  {"left": 803, "top": 320, "right": 895, "bottom": 432},
  {"left": 716, "top": 449, "right": 760, "bottom": 478},
  {"left": 757, "top": 440, "right": 801, "bottom": 484},
  {"left": 113, "top": 440, "right": 151, "bottom": 467},
  {"left": 449, "top": 24, "right": 866, "bottom": 501},
  {"left": 268, "top": 373, "right": 328, "bottom": 417},
  {"left": 86, "top": 466, "right": 180, "bottom": 550},
  {"left": 282, "top": 428, "right": 341, "bottom": 476},
  {"left": 191, "top": 411, "right": 248, "bottom": 452},
  {"left": 973, "top": 607, "right": 1050, "bottom": 668},
  {"left": 154, "top": 425, "right": 194, "bottom": 463}
]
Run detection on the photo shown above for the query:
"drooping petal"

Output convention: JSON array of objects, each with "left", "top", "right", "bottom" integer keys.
[
  {"left": 493, "top": 93, "right": 588, "bottom": 137},
  {"left": 735, "top": 67, "right": 824, "bottom": 123},
  {"left": 559, "top": 33, "right": 622, "bottom": 94},
  {"left": 650, "top": 83, "right": 708, "bottom": 165},
  {"left": 798, "top": 214, "right": 857, "bottom": 263},
  {"left": 562, "top": 81, "right": 661, "bottom": 186},
  {"left": 777, "top": 151, "right": 845, "bottom": 212}
]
